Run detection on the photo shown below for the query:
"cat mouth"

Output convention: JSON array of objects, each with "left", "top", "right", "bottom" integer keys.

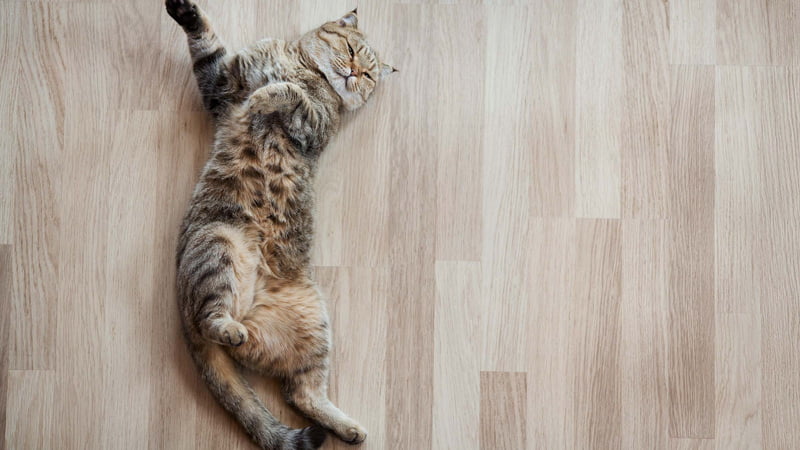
[{"left": 344, "top": 75, "right": 357, "bottom": 91}]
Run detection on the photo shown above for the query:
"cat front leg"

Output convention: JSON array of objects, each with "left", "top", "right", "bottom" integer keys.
[
  {"left": 248, "top": 83, "right": 321, "bottom": 128},
  {"left": 166, "top": 0, "right": 230, "bottom": 117}
]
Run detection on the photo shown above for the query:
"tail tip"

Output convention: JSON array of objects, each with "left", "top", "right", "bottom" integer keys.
[{"left": 296, "top": 425, "right": 327, "bottom": 449}]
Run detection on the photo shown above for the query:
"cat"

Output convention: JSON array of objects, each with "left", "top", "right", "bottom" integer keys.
[{"left": 166, "top": 1, "right": 394, "bottom": 449}]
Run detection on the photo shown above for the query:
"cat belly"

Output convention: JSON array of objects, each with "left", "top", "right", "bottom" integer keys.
[
  {"left": 209, "top": 223, "right": 261, "bottom": 320},
  {"left": 229, "top": 275, "right": 331, "bottom": 375}
]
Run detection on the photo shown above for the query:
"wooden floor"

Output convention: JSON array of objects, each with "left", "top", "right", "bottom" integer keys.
[{"left": 2, "top": 0, "right": 800, "bottom": 448}]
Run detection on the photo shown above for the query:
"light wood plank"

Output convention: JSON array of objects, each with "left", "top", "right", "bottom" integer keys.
[
  {"left": 433, "top": 261, "right": 481, "bottom": 450},
  {"left": 714, "top": 67, "right": 762, "bottom": 315},
  {"left": 759, "top": 218, "right": 800, "bottom": 449},
  {"left": 717, "top": 0, "right": 800, "bottom": 66},
  {"left": 575, "top": 0, "right": 622, "bottom": 218},
  {"left": 480, "top": 371, "right": 526, "bottom": 449},
  {"left": 2, "top": 1, "right": 800, "bottom": 448},
  {"left": 5, "top": 370, "right": 54, "bottom": 449},
  {"left": 147, "top": 112, "right": 211, "bottom": 450},
  {"left": 670, "top": 438, "right": 714, "bottom": 450},
  {"left": 713, "top": 65, "right": 766, "bottom": 450},
  {"left": 434, "top": 6, "right": 484, "bottom": 260},
  {"left": 0, "top": 4, "right": 20, "bottom": 245},
  {"left": 10, "top": 2, "right": 63, "bottom": 371},
  {"left": 567, "top": 219, "right": 622, "bottom": 448},
  {"left": 621, "top": 220, "right": 669, "bottom": 449},
  {"left": 61, "top": 1, "right": 160, "bottom": 112},
  {"left": 53, "top": 109, "right": 111, "bottom": 449},
  {"left": 525, "top": 219, "right": 573, "bottom": 448},
  {"left": 384, "top": 6, "right": 436, "bottom": 448},
  {"left": 715, "top": 313, "right": 761, "bottom": 449},
  {"left": 668, "top": 0, "right": 715, "bottom": 65},
  {"left": 0, "top": 246, "right": 11, "bottom": 444},
  {"left": 529, "top": 1, "right": 576, "bottom": 217},
  {"left": 480, "top": 6, "right": 533, "bottom": 372},
  {"left": 745, "top": 67, "right": 800, "bottom": 449},
  {"left": 621, "top": 0, "right": 670, "bottom": 218},
  {"left": 667, "top": 64, "right": 716, "bottom": 438},
  {"left": 101, "top": 111, "right": 161, "bottom": 449}
]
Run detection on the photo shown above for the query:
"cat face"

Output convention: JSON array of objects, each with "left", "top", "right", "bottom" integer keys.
[{"left": 302, "top": 10, "right": 395, "bottom": 111}]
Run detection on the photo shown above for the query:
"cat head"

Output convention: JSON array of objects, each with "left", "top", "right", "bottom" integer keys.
[{"left": 300, "top": 9, "right": 396, "bottom": 111}]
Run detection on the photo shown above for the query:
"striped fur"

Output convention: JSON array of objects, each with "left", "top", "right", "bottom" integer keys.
[{"left": 166, "top": 1, "right": 394, "bottom": 448}]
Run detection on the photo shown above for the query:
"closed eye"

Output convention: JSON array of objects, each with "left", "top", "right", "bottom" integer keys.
[
  {"left": 347, "top": 43, "right": 354, "bottom": 58},
  {"left": 364, "top": 72, "right": 373, "bottom": 80}
]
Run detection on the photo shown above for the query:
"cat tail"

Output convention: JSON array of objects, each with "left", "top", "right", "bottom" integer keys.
[{"left": 188, "top": 341, "right": 327, "bottom": 450}]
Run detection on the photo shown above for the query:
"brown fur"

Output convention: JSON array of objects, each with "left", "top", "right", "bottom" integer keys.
[{"left": 166, "top": 1, "right": 394, "bottom": 449}]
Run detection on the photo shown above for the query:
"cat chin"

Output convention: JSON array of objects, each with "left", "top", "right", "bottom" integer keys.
[
  {"left": 335, "top": 89, "right": 363, "bottom": 111},
  {"left": 327, "top": 77, "right": 365, "bottom": 111}
]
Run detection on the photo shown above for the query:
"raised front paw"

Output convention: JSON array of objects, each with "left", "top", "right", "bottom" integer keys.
[{"left": 165, "top": 0, "right": 202, "bottom": 31}]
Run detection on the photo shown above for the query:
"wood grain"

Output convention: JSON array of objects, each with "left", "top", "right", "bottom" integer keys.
[
  {"left": 4, "top": 370, "right": 54, "bottom": 449},
  {"left": 668, "top": 0, "right": 715, "bottom": 65},
  {"left": 384, "top": 6, "right": 436, "bottom": 448},
  {"left": 568, "top": 219, "right": 622, "bottom": 449},
  {"left": 433, "top": 262, "right": 481, "bottom": 450},
  {"left": 671, "top": 438, "right": 715, "bottom": 450},
  {"left": 148, "top": 111, "right": 211, "bottom": 450},
  {"left": 101, "top": 112, "right": 160, "bottom": 448},
  {"left": 53, "top": 110, "right": 112, "bottom": 449},
  {"left": 0, "top": 5, "right": 18, "bottom": 246},
  {"left": 433, "top": 6, "right": 483, "bottom": 260},
  {"left": 10, "top": 1, "right": 62, "bottom": 371},
  {"left": 575, "top": 0, "right": 622, "bottom": 218},
  {"left": 480, "top": 371, "right": 526, "bottom": 449},
  {"left": 715, "top": 313, "right": 761, "bottom": 449},
  {"left": 716, "top": 0, "right": 799, "bottom": 66},
  {"left": 621, "top": 220, "right": 668, "bottom": 449},
  {"left": 2, "top": 1, "right": 800, "bottom": 449},
  {"left": 621, "top": 0, "right": 669, "bottom": 218},
  {"left": 0, "top": 246, "right": 11, "bottom": 445},
  {"left": 667, "top": 64, "right": 716, "bottom": 439},
  {"left": 525, "top": 219, "right": 573, "bottom": 448},
  {"left": 528, "top": 1, "right": 575, "bottom": 217},
  {"left": 480, "top": 6, "right": 533, "bottom": 372},
  {"left": 734, "top": 67, "right": 800, "bottom": 449},
  {"left": 713, "top": 66, "right": 765, "bottom": 450}
]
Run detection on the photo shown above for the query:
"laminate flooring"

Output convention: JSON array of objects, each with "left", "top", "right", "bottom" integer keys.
[{"left": 2, "top": 0, "right": 799, "bottom": 448}]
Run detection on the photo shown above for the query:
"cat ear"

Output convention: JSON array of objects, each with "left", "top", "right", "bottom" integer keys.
[
  {"left": 337, "top": 9, "right": 358, "bottom": 28},
  {"left": 379, "top": 63, "right": 397, "bottom": 79}
]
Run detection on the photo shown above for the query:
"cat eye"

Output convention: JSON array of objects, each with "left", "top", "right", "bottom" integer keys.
[
  {"left": 347, "top": 43, "right": 354, "bottom": 58},
  {"left": 364, "top": 73, "right": 373, "bottom": 80}
]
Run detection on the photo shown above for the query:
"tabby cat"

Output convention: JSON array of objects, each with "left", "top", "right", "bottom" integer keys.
[{"left": 166, "top": 1, "right": 394, "bottom": 448}]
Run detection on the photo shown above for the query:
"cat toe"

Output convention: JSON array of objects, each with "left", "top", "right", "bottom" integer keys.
[
  {"left": 165, "top": 0, "right": 199, "bottom": 29},
  {"left": 341, "top": 426, "right": 367, "bottom": 445},
  {"left": 221, "top": 322, "right": 248, "bottom": 347}
]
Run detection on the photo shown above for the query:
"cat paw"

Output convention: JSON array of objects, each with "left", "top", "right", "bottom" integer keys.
[
  {"left": 250, "top": 83, "right": 301, "bottom": 115},
  {"left": 165, "top": 0, "right": 201, "bottom": 31},
  {"left": 338, "top": 425, "right": 367, "bottom": 445},
  {"left": 219, "top": 321, "right": 248, "bottom": 347}
]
